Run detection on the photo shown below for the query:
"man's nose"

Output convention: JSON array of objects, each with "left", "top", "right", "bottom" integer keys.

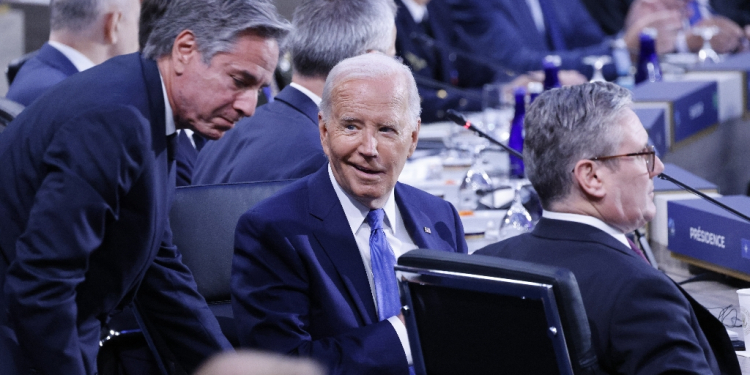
[{"left": 234, "top": 90, "right": 258, "bottom": 118}]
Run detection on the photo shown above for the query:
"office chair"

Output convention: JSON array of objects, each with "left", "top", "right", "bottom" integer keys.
[
  {"left": 396, "top": 249, "right": 601, "bottom": 375},
  {"left": 0, "top": 97, "right": 24, "bottom": 134},
  {"left": 5, "top": 50, "right": 38, "bottom": 86},
  {"left": 166, "top": 180, "right": 295, "bottom": 346},
  {"left": 105, "top": 180, "right": 294, "bottom": 375}
]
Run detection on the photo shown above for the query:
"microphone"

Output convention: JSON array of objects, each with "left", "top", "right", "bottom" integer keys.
[
  {"left": 445, "top": 109, "right": 523, "bottom": 159},
  {"left": 656, "top": 173, "right": 750, "bottom": 223},
  {"left": 410, "top": 32, "right": 517, "bottom": 79}
]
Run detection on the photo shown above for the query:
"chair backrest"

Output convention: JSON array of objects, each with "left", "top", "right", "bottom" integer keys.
[
  {"left": 5, "top": 50, "right": 39, "bottom": 85},
  {"left": 396, "top": 249, "right": 601, "bottom": 375},
  {"left": 169, "top": 180, "right": 295, "bottom": 303},
  {"left": 0, "top": 97, "right": 24, "bottom": 134}
]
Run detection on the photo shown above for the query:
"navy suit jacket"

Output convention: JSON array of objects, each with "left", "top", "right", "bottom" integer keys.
[
  {"left": 232, "top": 165, "right": 468, "bottom": 374},
  {"left": 6, "top": 43, "right": 78, "bottom": 107},
  {"left": 0, "top": 53, "right": 231, "bottom": 375},
  {"left": 447, "top": 0, "right": 616, "bottom": 79},
  {"left": 476, "top": 218, "right": 741, "bottom": 375},
  {"left": 192, "top": 85, "right": 326, "bottom": 184},
  {"left": 395, "top": 0, "right": 487, "bottom": 122}
]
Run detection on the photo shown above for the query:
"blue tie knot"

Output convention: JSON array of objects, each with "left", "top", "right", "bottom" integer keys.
[{"left": 366, "top": 209, "right": 385, "bottom": 231}]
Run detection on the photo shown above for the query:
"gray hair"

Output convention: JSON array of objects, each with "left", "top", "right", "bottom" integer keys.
[
  {"left": 142, "top": 0, "right": 290, "bottom": 63},
  {"left": 50, "top": 0, "right": 125, "bottom": 32},
  {"left": 320, "top": 53, "right": 421, "bottom": 126},
  {"left": 289, "top": 0, "right": 397, "bottom": 78},
  {"left": 524, "top": 82, "right": 632, "bottom": 208}
]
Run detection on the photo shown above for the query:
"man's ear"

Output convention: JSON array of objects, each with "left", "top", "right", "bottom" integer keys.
[
  {"left": 572, "top": 159, "right": 606, "bottom": 199},
  {"left": 103, "top": 11, "right": 122, "bottom": 45},
  {"left": 171, "top": 30, "right": 198, "bottom": 75},
  {"left": 407, "top": 118, "right": 421, "bottom": 158},
  {"left": 319, "top": 112, "right": 330, "bottom": 157}
]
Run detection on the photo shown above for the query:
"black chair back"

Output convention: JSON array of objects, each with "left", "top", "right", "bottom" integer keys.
[
  {"left": 5, "top": 50, "right": 38, "bottom": 85},
  {"left": 396, "top": 249, "right": 601, "bottom": 375},
  {"left": 170, "top": 180, "right": 294, "bottom": 302},
  {"left": 168, "top": 180, "right": 294, "bottom": 346},
  {"left": 0, "top": 97, "right": 23, "bottom": 134}
]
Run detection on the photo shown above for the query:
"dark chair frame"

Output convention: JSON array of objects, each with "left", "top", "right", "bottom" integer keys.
[{"left": 396, "top": 249, "right": 601, "bottom": 375}]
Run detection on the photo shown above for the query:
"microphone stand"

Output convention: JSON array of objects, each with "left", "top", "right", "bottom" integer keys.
[{"left": 445, "top": 109, "right": 523, "bottom": 159}]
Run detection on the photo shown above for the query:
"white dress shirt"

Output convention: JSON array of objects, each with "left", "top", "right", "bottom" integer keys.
[
  {"left": 290, "top": 82, "right": 322, "bottom": 106},
  {"left": 401, "top": 0, "right": 428, "bottom": 23},
  {"left": 328, "top": 164, "right": 417, "bottom": 364},
  {"left": 542, "top": 210, "right": 630, "bottom": 248},
  {"left": 48, "top": 41, "right": 95, "bottom": 73},
  {"left": 159, "top": 73, "right": 176, "bottom": 136}
]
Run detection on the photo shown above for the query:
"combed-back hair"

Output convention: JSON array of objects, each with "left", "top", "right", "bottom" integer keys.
[
  {"left": 50, "top": 0, "right": 121, "bottom": 32},
  {"left": 320, "top": 52, "right": 421, "bottom": 127},
  {"left": 138, "top": 0, "right": 171, "bottom": 50},
  {"left": 289, "top": 0, "right": 397, "bottom": 79},
  {"left": 142, "top": 0, "right": 290, "bottom": 63},
  {"left": 524, "top": 82, "right": 632, "bottom": 208}
]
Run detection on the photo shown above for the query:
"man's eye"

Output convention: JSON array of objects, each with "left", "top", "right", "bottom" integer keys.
[{"left": 232, "top": 77, "right": 247, "bottom": 88}]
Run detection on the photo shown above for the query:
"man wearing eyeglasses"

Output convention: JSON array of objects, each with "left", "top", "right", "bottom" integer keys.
[{"left": 476, "top": 82, "right": 740, "bottom": 375}]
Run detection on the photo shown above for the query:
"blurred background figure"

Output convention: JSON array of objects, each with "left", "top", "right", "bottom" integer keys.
[
  {"left": 194, "top": 351, "right": 326, "bottom": 375},
  {"left": 584, "top": 0, "right": 747, "bottom": 54},
  {"left": 6, "top": 0, "right": 140, "bottom": 106},
  {"left": 394, "top": 0, "right": 587, "bottom": 122}
]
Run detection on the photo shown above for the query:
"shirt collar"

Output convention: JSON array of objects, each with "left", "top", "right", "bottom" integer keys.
[
  {"left": 542, "top": 210, "right": 630, "bottom": 248},
  {"left": 289, "top": 82, "right": 322, "bottom": 106},
  {"left": 401, "top": 0, "right": 428, "bottom": 23},
  {"left": 328, "top": 164, "right": 397, "bottom": 234},
  {"left": 159, "top": 72, "right": 176, "bottom": 136},
  {"left": 48, "top": 41, "right": 96, "bottom": 72}
]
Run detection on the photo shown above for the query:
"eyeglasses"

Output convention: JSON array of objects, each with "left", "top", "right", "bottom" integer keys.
[{"left": 589, "top": 145, "right": 656, "bottom": 173}]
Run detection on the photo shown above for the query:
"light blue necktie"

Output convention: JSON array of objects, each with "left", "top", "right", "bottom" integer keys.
[{"left": 367, "top": 209, "right": 401, "bottom": 321}]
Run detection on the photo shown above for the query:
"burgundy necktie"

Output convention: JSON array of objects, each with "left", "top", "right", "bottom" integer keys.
[{"left": 627, "top": 237, "right": 649, "bottom": 264}]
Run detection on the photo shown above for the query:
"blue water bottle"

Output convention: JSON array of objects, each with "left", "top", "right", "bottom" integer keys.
[
  {"left": 543, "top": 55, "right": 561, "bottom": 91},
  {"left": 634, "top": 28, "right": 662, "bottom": 84},
  {"left": 509, "top": 87, "right": 526, "bottom": 178}
]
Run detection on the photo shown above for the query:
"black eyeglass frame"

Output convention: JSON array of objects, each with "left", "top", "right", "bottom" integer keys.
[{"left": 588, "top": 145, "right": 656, "bottom": 173}]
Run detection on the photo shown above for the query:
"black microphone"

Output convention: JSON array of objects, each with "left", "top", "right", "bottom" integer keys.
[
  {"left": 656, "top": 173, "right": 750, "bottom": 223},
  {"left": 445, "top": 109, "right": 523, "bottom": 159},
  {"left": 410, "top": 32, "right": 517, "bottom": 79}
]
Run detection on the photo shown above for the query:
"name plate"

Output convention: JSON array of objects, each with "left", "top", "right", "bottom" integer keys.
[
  {"left": 667, "top": 195, "right": 750, "bottom": 275},
  {"left": 632, "top": 80, "right": 718, "bottom": 150}
]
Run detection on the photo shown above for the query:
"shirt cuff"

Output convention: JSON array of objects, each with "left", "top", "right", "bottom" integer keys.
[{"left": 387, "top": 315, "right": 413, "bottom": 365}]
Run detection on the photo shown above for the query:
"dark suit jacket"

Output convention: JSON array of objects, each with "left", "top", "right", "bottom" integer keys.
[
  {"left": 192, "top": 85, "right": 326, "bottom": 184},
  {"left": 395, "top": 0, "right": 486, "bottom": 122},
  {"left": 475, "top": 218, "right": 741, "bottom": 375},
  {"left": 0, "top": 53, "right": 231, "bottom": 375},
  {"left": 6, "top": 42, "right": 79, "bottom": 107},
  {"left": 446, "top": 0, "right": 616, "bottom": 79},
  {"left": 232, "top": 165, "right": 468, "bottom": 374}
]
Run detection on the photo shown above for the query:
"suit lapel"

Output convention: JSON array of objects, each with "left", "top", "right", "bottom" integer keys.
[
  {"left": 395, "top": 184, "right": 443, "bottom": 251},
  {"left": 307, "top": 168, "right": 377, "bottom": 325}
]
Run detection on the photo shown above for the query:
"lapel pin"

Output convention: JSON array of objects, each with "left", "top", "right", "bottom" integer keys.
[{"left": 424, "top": 227, "right": 431, "bottom": 234}]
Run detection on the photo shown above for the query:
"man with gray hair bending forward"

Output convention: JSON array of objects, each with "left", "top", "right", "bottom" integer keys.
[{"left": 476, "top": 82, "right": 740, "bottom": 375}]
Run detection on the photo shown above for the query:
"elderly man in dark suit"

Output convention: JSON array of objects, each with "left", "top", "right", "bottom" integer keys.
[
  {"left": 0, "top": 0, "right": 289, "bottom": 374},
  {"left": 7, "top": 0, "right": 141, "bottom": 106},
  {"left": 476, "top": 82, "right": 740, "bottom": 375},
  {"left": 192, "top": 0, "right": 398, "bottom": 185},
  {"left": 232, "top": 52, "right": 468, "bottom": 374}
]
